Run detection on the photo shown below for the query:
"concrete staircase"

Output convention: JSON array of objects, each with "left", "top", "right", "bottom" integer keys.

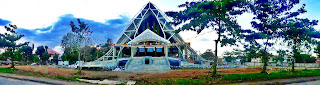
[{"left": 125, "top": 57, "right": 170, "bottom": 73}]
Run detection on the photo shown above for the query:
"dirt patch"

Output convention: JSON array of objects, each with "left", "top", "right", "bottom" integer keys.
[{"left": 5, "top": 65, "right": 275, "bottom": 80}]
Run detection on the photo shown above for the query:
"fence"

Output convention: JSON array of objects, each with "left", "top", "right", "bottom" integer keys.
[{"left": 246, "top": 62, "right": 320, "bottom": 68}]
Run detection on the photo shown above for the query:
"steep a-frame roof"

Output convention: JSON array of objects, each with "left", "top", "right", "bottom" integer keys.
[
  {"left": 128, "top": 29, "right": 170, "bottom": 44},
  {"left": 109, "top": 2, "right": 208, "bottom": 61},
  {"left": 116, "top": 2, "right": 184, "bottom": 44}
]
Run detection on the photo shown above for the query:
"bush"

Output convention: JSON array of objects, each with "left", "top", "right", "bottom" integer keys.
[{"left": 0, "top": 67, "right": 15, "bottom": 73}]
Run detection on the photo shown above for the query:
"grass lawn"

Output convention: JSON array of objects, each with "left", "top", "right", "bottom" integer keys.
[
  {"left": 0, "top": 67, "right": 79, "bottom": 81},
  {"left": 136, "top": 69, "right": 320, "bottom": 85},
  {"left": 0, "top": 67, "right": 16, "bottom": 73}
]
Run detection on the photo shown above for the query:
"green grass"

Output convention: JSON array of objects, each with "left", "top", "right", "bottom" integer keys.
[
  {"left": 0, "top": 67, "right": 79, "bottom": 81},
  {"left": 0, "top": 67, "right": 15, "bottom": 73},
  {"left": 222, "top": 69, "right": 320, "bottom": 82},
  {"left": 137, "top": 78, "right": 207, "bottom": 85},
  {"left": 55, "top": 75, "right": 79, "bottom": 81},
  {"left": 137, "top": 69, "right": 320, "bottom": 85}
]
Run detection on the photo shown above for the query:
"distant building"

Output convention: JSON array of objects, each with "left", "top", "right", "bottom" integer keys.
[
  {"left": 251, "top": 58, "right": 262, "bottom": 63},
  {"left": 47, "top": 48, "right": 60, "bottom": 61}
]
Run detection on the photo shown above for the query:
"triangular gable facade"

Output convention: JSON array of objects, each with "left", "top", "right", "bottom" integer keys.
[
  {"left": 116, "top": 2, "right": 184, "bottom": 44},
  {"left": 105, "top": 2, "right": 207, "bottom": 62}
]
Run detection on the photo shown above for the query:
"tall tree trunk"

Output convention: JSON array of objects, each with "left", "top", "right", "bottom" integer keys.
[
  {"left": 11, "top": 58, "right": 15, "bottom": 68},
  {"left": 292, "top": 42, "right": 297, "bottom": 72},
  {"left": 212, "top": 40, "right": 218, "bottom": 75},
  {"left": 212, "top": 20, "right": 221, "bottom": 76},
  {"left": 261, "top": 39, "right": 269, "bottom": 73},
  {"left": 10, "top": 48, "right": 15, "bottom": 68},
  {"left": 291, "top": 60, "right": 295, "bottom": 72},
  {"left": 78, "top": 51, "right": 82, "bottom": 75},
  {"left": 261, "top": 55, "right": 268, "bottom": 73},
  {"left": 304, "top": 56, "right": 307, "bottom": 70}
]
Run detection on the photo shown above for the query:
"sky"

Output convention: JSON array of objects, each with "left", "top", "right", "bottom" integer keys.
[{"left": 0, "top": 0, "right": 319, "bottom": 57}]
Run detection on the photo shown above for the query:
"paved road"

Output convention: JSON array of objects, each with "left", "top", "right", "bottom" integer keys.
[
  {"left": 0, "top": 77, "right": 48, "bottom": 85},
  {"left": 288, "top": 80, "right": 320, "bottom": 85}
]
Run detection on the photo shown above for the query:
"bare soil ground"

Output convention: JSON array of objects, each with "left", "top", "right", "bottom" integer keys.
[{"left": 0, "top": 65, "right": 276, "bottom": 81}]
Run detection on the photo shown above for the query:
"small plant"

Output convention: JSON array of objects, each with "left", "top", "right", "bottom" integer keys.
[{"left": 0, "top": 67, "right": 15, "bottom": 73}]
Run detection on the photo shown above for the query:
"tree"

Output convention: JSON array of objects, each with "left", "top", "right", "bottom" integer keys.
[
  {"left": 35, "top": 46, "right": 46, "bottom": 64},
  {"left": 282, "top": 18, "right": 318, "bottom": 71},
  {"left": 53, "top": 53, "right": 59, "bottom": 65},
  {"left": 66, "top": 51, "right": 78, "bottom": 64},
  {"left": 294, "top": 54, "right": 315, "bottom": 63},
  {"left": 315, "top": 42, "right": 320, "bottom": 58},
  {"left": 275, "top": 50, "right": 287, "bottom": 64},
  {"left": 41, "top": 52, "right": 50, "bottom": 64},
  {"left": 224, "top": 56, "right": 233, "bottom": 62},
  {"left": 61, "top": 54, "right": 67, "bottom": 61},
  {"left": 0, "top": 24, "right": 28, "bottom": 68},
  {"left": 201, "top": 52, "right": 215, "bottom": 60},
  {"left": 249, "top": 0, "right": 307, "bottom": 73},
  {"left": 166, "top": 0, "right": 248, "bottom": 75},
  {"left": 61, "top": 19, "right": 93, "bottom": 74},
  {"left": 0, "top": 55, "right": 6, "bottom": 61},
  {"left": 100, "top": 38, "right": 113, "bottom": 47},
  {"left": 32, "top": 54, "right": 39, "bottom": 63},
  {"left": 18, "top": 46, "right": 33, "bottom": 64}
]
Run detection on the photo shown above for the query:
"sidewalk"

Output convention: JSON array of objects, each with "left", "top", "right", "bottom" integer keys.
[
  {"left": 0, "top": 73, "right": 95, "bottom": 85},
  {"left": 232, "top": 76, "right": 320, "bottom": 85}
]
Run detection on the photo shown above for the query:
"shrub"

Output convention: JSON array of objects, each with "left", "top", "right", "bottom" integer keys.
[{"left": 0, "top": 67, "right": 15, "bottom": 73}]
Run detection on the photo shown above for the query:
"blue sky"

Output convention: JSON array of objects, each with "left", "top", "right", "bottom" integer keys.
[
  {"left": 0, "top": 0, "right": 319, "bottom": 56},
  {"left": 15, "top": 14, "right": 128, "bottom": 48}
]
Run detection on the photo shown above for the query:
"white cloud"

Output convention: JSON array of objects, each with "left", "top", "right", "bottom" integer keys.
[
  {"left": 53, "top": 46, "right": 63, "bottom": 55},
  {"left": 0, "top": 26, "right": 5, "bottom": 34},
  {"left": 178, "top": 28, "right": 244, "bottom": 57},
  {"left": 0, "top": 0, "right": 188, "bottom": 30}
]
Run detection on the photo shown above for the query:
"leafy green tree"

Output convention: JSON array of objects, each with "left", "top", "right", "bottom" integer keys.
[
  {"left": 61, "top": 19, "right": 93, "bottom": 74},
  {"left": 101, "top": 38, "right": 113, "bottom": 47},
  {"left": 2, "top": 50, "right": 22, "bottom": 63},
  {"left": 0, "top": 55, "right": 6, "bottom": 61},
  {"left": 282, "top": 18, "right": 318, "bottom": 71},
  {"left": 61, "top": 54, "right": 67, "bottom": 61},
  {"left": 224, "top": 56, "right": 234, "bottom": 62},
  {"left": 294, "top": 54, "right": 316, "bottom": 63},
  {"left": 32, "top": 54, "right": 39, "bottom": 63},
  {"left": 53, "top": 53, "right": 59, "bottom": 65},
  {"left": 41, "top": 52, "right": 50, "bottom": 65},
  {"left": 66, "top": 52, "right": 78, "bottom": 64},
  {"left": 13, "top": 51, "right": 22, "bottom": 61},
  {"left": 18, "top": 46, "right": 33, "bottom": 64},
  {"left": 274, "top": 50, "right": 286, "bottom": 64},
  {"left": 166, "top": 0, "right": 248, "bottom": 75},
  {"left": 249, "top": 0, "right": 307, "bottom": 73},
  {"left": 242, "top": 33, "right": 262, "bottom": 63},
  {"left": 201, "top": 52, "right": 215, "bottom": 60},
  {"left": 315, "top": 42, "right": 320, "bottom": 58},
  {"left": 36, "top": 46, "right": 46, "bottom": 64},
  {"left": 0, "top": 24, "right": 28, "bottom": 68}
]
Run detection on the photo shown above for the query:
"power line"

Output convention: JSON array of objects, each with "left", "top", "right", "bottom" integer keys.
[{"left": 184, "top": 30, "right": 215, "bottom": 41}]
